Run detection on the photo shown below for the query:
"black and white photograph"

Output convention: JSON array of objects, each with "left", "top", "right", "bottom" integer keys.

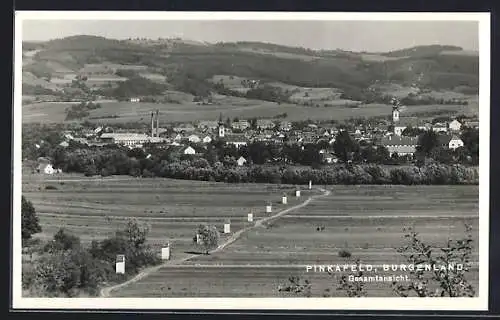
[{"left": 12, "top": 11, "right": 490, "bottom": 310}]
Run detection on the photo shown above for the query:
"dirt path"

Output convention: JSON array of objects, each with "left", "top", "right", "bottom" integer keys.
[{"left": 100, "top": 187, "right": 331, "bottom": 297}]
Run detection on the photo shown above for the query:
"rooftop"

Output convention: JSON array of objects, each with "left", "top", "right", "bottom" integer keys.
[
  {"left": 380, "top": 135, "right": 419, "bottom": 146},
  {"left": 224, "top": 134, "right": 249, "bottom": 143},
  {"left": 394, "top": 117, "right": 422, "bottom": 127},
  {"left": 100, "top": 133, "right": 150, "bottom": 140}
]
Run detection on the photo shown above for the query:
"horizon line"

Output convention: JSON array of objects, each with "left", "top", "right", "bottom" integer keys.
[{"left": 21, "top": 34, "right": 479, "bottom": 54}]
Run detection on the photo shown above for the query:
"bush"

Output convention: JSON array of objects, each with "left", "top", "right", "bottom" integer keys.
[
  {"left": 44, "top": 228, "right": 81, "bottom": 252},
  {"left": 338, "top": 249, "right": 352, "bottom": 258},
  {"left": 24, "top": 219, "right": 161, "bottom": 297},
  {"left": 195, "top": 224, "right": 220, "bottom": 254},
  {"left": 30, "top": 247, "right": 108, "bottom": 297},
  {"left": 45, "top": 185, "right": 58, "bottom": 190},
  {"left": 22, "top": 196, "right": 42, "bottom": 241}
]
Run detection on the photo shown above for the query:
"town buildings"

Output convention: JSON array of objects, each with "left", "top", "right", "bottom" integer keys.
[
  {"left": 438, "top": 135, "right": 465, "bottom": 150},
  {"left": 380, "top": 135, "right": 419, "bottom": 156},
  {"left": 99, "top": 133, "right": 165, "bottom": 148},
  {"left": 449, "top": 119, "right": 462, "bottom": 132}
]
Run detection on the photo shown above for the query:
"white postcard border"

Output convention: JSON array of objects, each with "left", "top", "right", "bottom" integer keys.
[{"left": 12, "top": 11, "right": 490, "bottom": 311}]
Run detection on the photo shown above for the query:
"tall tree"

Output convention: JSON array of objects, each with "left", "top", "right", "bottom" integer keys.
[
  {"left": 461, "top": 128, "right": 479, "bottom": 157},
  {"left": 332, "top": 131, "right": 358, "bottom": 163},
  {"left": 22, "top": 196, "right": 42, "bottom": 241},
  {"left": 417, "top": 131, "right": 439, "bottom": 156}
]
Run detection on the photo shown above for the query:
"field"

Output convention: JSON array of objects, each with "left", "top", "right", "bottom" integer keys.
[
  {"left": 111, "top": 184, "right": 479, "bottom": 297},
  {"left": 360, "top": 54, "right": 407, "bottom": 62},
  {"left": 209, "top": 75, "right": 254, "bottom": 94},
  {"left": 237, "top": 47, "right": 322, "bottom": 61},
  {"left": 79, "top": 63, "right": 148, "bottom": 73},
  {"left": 440, "top": 50, "right": 479, "bottom": 56},
  {"left": 22, "top": 72, "right": 59, "bottom": 91},
  {"left": 139, "top": 72, "right": 167, "bottom": 82},
  {"left": 21, "top": 173, "right": 479, "bottom": 297},
  {"left": 22, "top": 173, "right": 312, "bottom": 257},
  {"left": 21, "top": 98, "right": 472, "bottom": 124}
]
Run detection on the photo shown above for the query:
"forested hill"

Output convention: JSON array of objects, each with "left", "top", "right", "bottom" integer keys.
[{"left": 22, "top": 35, "right": 479, "bottom": 107}]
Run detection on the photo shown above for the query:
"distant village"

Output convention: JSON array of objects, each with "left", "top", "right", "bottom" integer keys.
[{"left": 33, "top": 95, "right": 479, "bottom": 176}]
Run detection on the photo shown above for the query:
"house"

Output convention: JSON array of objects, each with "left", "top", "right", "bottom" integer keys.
[
  {"left": 197, "top": 121, "right": 218, "bottom": 130},
  {"left": 232, "top": 120, "right": 250, "bottom": 131},
  {"left": 256, "top": 119, "right": 275, "bottom": 130},
  {"left": 154, "top": 128, "right": 169, "bottom": 137},
  {"left": 148, "top": 136, "right": 166, "bottom": 144},
  {"left": 449, "top": 119, "right": 462, "bottom": 132},
  {"left": 432, "top": 123, "right": 448, "bottom": 133},
  {"left": 173, "top": 124, "right": 196, "bottom": 133},
  {"left": 449, "top": 136, "right": 464, "bottom": 150},
  {"left": 330, "top": 127, "right": 339, "bottom": 135},
  {"left": 418, "top": 123, "right": 432, "bottom": 131},
  {"left": 322, "top": 153, "right": 338, "bottom": 164},
  {"left": 37, "top": 163, "right": 55, "bottom": 175},
  {"left": 252, "top": 134, "right": 268, "bottom": 142},
  {"left": 237, "top": 156, "right": 247, "bottom": 166},
  {"left": 73, "top": 138, "right": 89, "bottom": 145},
  {"left": 463, "top": 121, "right": 479, "bottom": 129},
  {"left": 224, "top": 134, "right": 248, "bottom": 148},
  {"left": 279, "top": 121, "right": 292, "bottom": 131},
  {"left": 438, "top": 135, "right": 465, "bottom": 150},
  {"left": 183, "top": 146, "right": 196, "bottom": 155},
  {"left": 202, "top": 136, "right": 212, "bottom": 144},
  {"left": 393, "top": 117, "right": 420, "bottom": 136},
  {"left": 99, "top": 133, "right": 151, "bottom": 148},
  {"left": 188, "top": 135, "right": 201, "bottom": 143},
  {"left": 380, "top": 135, "right": 419, "bottom": 156}
]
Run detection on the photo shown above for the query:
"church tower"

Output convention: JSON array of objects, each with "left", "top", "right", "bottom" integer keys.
[
  {"left": 218, "top": 113, "right": 225, "bottom": 138},
  {"left": 392, "top": 106, "right": 400, "bottom": 123},
  {"left": 391, "top": 97, "right": 400, "bottom": 123}
]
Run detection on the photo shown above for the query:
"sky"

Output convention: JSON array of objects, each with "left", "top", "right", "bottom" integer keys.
[{"left": 21, "top": 19, "right": 479, "bottom": 52}]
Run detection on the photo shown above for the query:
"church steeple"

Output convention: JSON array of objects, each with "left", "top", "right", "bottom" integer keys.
[
  {"left": 392, "top": 105, "right": 400, "bottom": 123},
  {"left": 218, "top": 113, "right": 225, "bottom": 138},
  {"left": 391, "top": 97, "right": 400, "bottom": 123}
]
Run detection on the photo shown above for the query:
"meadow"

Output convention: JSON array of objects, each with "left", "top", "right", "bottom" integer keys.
[
  {"left": 21, "top": 99, "right": 471, "bottom": 124},
  {"left": 209, "top": 75, "right": 254, "bottom": 94},
  {"left": 112, "top": 184, "right": 480, "bottom": 297},
  {"left": 22, "top": 173, "right": 312, "bottom": 257}
]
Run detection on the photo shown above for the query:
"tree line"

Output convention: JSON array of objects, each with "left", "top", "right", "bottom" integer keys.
[{"left": 23, "top": 124, "right": 479, "bottom": 185}]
